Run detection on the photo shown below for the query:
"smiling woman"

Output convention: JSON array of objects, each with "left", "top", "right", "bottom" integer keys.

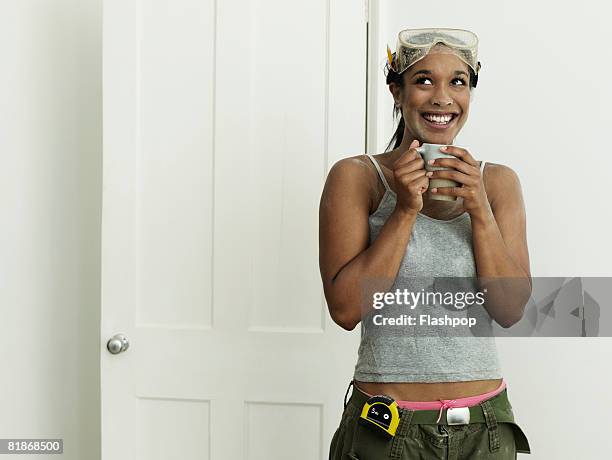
[
  {"left": 385, "top": 39, "right": 478, "bottom": 150},
  {"left": 319, "top": 28, "right": 532, "bottom": 459}
]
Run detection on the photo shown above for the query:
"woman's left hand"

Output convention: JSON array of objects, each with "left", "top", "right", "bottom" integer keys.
[{"left": 425, "top": 145, "right": 492, "bottom": 221}]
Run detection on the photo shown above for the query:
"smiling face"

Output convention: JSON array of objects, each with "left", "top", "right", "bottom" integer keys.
[{"left": 390, "top": 44, "right": 472, "bottom": 145}]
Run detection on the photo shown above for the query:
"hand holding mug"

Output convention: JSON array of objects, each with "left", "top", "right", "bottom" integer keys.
[
  {"left": 424, "top": 145, "right": 490, "bottom": 217},
  {"left": 391, "top": 139, "right": 429, "bottom": 215}
]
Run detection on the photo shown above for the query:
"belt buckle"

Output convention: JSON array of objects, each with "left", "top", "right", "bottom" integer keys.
[{"left": 446, "top": 406, "right": 470, "bottom": 425}]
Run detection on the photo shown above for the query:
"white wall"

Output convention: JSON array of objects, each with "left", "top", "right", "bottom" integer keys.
[
  {"left": 1, "top": 0, "right": 609, "bottom": 458},
  {"left": 0, "top": 1, "right": 102, "bottom": 459},
  {"left": 370, "top": 1, "right": 611, "bottom": 458}
]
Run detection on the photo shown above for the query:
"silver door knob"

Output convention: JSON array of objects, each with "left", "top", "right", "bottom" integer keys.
[{"left": 107, "top": 333, "right": 130, "bottom": 354}]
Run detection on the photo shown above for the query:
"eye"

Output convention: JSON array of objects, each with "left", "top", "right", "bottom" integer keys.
[
  {"left": 415, "top": 77, "right": 433, "bottom": 85},
  {"left": 415, "top": 77, "right": 467, "bottom": 86}
]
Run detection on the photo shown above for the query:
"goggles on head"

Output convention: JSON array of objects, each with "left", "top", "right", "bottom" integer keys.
[{"left": 388, "top": 28, "right": 481, "bottom": 87}]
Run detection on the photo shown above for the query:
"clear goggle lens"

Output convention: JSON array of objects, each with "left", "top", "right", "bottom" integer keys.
[
  {"left": 393, "top": 28, "right": 480, "bottom": 78},
  {"left": 399, "top": 28, "right": 478, "bottom": 49}
]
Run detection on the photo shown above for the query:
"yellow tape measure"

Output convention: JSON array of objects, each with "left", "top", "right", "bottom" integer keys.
[{"left": 358, "top": 395, "right": 400, "bottom": 438}]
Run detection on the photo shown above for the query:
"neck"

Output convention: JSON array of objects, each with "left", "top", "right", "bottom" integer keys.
[
  {"left": 421, "top": 194, "right": 464, "bottom": 217},
  {"left": 387, "top": 133, "right": 419, "bottom": 164}
]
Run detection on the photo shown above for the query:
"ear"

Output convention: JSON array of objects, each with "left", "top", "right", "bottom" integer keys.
[{"left": 388, "top": 83, "right": 402, "bottom": 106}]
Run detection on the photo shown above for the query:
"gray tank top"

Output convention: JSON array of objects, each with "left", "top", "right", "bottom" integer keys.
[{"left": 353, "top": 154, "right": 503, "bottom": 383}]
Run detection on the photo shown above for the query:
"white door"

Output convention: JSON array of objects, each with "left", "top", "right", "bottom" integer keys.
[{"left": 101, "top": 0, "right": 366, "bottom": 458}]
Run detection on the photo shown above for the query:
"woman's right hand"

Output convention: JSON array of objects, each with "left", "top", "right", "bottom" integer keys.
[{"left": 391, "top": 139, "right": 429, "bottom": 215}]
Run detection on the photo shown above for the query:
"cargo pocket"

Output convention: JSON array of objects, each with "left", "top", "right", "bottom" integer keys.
[
  {"left": 329, "top": 423, "right": 344, "bottom": 460},
  {"left": 330, "top": 414, "right": 353, "bottom": 460},
  {"left": 505, "top": 421, "right": 531, "bottom": 454},
  {"left": 348, "top": 420, "right": 396, "bottom": 459}
]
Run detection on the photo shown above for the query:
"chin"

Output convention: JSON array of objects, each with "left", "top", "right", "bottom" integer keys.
[{"left": 422, "top": 133, "right": 455, "bottom": 145}]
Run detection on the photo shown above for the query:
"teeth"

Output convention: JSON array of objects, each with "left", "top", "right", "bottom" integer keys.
[{"left": 423, "top": 113, "right": 454, "bottom": 124}]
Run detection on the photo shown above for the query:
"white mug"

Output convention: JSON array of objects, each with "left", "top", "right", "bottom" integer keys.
[{"left": 416, "top": 143, "right": 459, "bottom": 202}]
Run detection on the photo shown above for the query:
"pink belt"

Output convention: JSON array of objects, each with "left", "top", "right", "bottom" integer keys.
[{"left": 354, "top": 379, "right": 507, "bottom": 424}]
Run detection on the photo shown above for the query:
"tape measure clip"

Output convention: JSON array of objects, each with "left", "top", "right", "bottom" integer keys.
[{"left": 358, "top": 395, "right": 401, "bottom": 438}]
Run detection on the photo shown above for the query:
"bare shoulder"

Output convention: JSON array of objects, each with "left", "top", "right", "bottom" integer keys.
[
  {"left": 328, "top": 154, "right": 377, "bottom": 181},
  {"left": 319, "top": 155, "right": 378, "bottom": 288},
  {"left": 482, "top": 162, "right": 524, "bottom": 208},
  {"left": 322, "top": 154, "right": 378, "bottom": 204}
]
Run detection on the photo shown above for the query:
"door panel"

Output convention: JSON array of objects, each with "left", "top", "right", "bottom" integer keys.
[{"left": 102, "top": 0, "right": 365, "bottom": 458}]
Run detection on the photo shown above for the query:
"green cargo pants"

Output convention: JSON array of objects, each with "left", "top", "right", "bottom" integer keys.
[{"left": 329, "top": 380, "right": 531, "bottom": 459}]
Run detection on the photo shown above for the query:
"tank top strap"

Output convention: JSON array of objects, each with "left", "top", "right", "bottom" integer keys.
[
  {"left": 365, "top": 154, "right": 392, "bottom": 193},
  {"left": 480, "top": 160, "right": 486, "bottom": 173}
]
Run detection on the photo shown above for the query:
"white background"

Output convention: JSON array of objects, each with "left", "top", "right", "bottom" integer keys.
[
  {"left": 1, "top": 0, "right": 610, "bottom": 459},
  {"left": 369, "top": 1, "right": 612, "bottom": 458},
  {"left": 0, "top": 0, "right": 102, "bottom": 459},
  {"left": 371, "top": 0, "right": 612, "bottom": 277}
]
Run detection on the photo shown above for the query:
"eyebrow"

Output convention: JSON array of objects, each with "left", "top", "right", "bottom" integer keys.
[{"left": 411, "top": 69, "right": 469, "bottom": 78}]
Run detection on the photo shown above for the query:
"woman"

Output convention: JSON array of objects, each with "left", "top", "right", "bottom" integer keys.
[{"left": 319, "top": 28, "right": 532, "bottom": 458}]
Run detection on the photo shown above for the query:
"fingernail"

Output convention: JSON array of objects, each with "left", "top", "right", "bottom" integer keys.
[
  {"left": 428, "top": 159, "right": 435, "bottom": 165},
  {"left": 440, "top": 146, "right": 447, "bottom": 151},
  {"left": 426, "top": 171, "right": 433, "bottom": 177},
  {"left": 431, "top": 188, "right": 437, "bottom": 193}
]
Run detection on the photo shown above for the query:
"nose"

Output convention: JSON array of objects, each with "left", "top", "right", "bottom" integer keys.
[
  {"left": 430, "top": 86, "right": 453, "bottom": 107},
  {"left": 432, "top": 99, "right": 453, "bottom": 107}
]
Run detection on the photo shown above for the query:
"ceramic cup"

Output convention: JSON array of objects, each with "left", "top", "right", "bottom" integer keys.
[{"left": 416, "top": 143, "right": 460, "bottom": 202}]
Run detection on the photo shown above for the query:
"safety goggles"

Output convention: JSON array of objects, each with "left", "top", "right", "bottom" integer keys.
[{"left": 390, "top": 28, "right": 481, "bottom": 81}]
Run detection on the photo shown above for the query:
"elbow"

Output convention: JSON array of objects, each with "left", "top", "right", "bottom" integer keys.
[
  {"left": 324, "top": 283, "right": 361, "bottom": 331},
  {"left": 329, "top": 305, "right": 360, "bottom": 331},
  {"left": 500, "top": 304, "right": 528, "bottom": 329},
  {"left": 508, "top": 282, "right": 532, "bottom": 327},
  {"left": 340, "top": 318, "right": 360, "bottom": 331},
  {"left": 498, "top": 278, "right": 532, "bottom": 328},
  {"left": 500, "top": 316, "right": 520, "bottom": 329}
]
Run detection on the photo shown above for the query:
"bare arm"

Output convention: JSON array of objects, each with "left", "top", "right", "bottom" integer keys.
[
  {"left": 426, "top": 148, "right": 532, "bottom": 328},
  {"left": 471, "top": 164, "right": 532, "bottom": 327},
  {"left": 319, "top": 145, "right": 428, "bottom": 330}
]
